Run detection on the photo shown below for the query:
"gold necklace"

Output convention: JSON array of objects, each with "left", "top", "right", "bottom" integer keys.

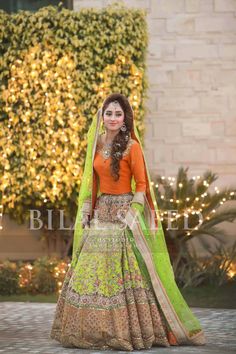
[
  {"left": 97, "top": 135, "right": 133, "bottom": 161},
  {"left": 102, "top": 142, "right": 112, "bottom": 159},
  {"left": 99, "top": 133, "right": 113, "bottom": 160}
]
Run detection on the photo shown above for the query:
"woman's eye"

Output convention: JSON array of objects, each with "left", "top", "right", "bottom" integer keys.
[{"left": 105, "top": 112, "right": 122, "bottom": 117}]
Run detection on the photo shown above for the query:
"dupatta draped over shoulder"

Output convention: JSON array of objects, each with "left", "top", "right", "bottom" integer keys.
[{"left": 71, "top": 108, "right": 206, "bottom": 346}]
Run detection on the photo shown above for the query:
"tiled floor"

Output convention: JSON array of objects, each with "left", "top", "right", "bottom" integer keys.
[{"left": 0, "top": 303, "right": 235, "bottom": 353}]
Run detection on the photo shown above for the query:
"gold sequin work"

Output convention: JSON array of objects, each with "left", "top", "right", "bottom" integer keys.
[{"left": 50, "top": 193, "right": 174, "bottom": 351}]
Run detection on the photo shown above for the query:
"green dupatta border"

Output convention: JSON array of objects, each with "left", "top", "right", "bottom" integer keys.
[{"left": 71, "top": 108, "right": 206, "bottom": 346}]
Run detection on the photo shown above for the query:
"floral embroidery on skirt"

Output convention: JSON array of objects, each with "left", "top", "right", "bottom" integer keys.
[{"left": 50, "top": 193, "right": 173, "bottom": 351}]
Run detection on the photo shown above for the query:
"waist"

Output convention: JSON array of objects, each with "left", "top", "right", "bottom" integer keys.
[
  {"left": 101, "top": 192, "right": 133, "bottom": 196},
  {"left": 97, "top": 192, "right": 134, "bottom": 204}
]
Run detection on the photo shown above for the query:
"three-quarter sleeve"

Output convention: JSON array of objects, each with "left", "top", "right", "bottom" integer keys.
[{"left": 129, "top": 140, "right": 146, "bottom": 207}]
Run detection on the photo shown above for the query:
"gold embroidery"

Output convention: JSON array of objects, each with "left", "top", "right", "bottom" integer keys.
[
  {"left": 96, "top": 134, "right": 135, "bottom": 159},
  {"left": 50, "top": 193, "right": 172, "bottom": 350},
  {"left": 123, "top": 138, "right": 136, "bottom": 157},
  {"left": 50, "top": 267, "right": 170, "bottom": 351}
]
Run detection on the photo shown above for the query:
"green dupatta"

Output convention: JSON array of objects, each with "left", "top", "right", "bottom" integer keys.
[{"left": 71, "top": 107, "right": 206, "bottom": 346}]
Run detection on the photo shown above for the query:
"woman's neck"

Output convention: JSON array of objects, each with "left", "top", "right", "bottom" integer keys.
[{"left": 103, "top": 130, "right": 119, "bottom": 145}]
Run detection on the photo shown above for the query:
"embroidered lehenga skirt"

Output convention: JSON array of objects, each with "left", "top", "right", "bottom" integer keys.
[{"left": 50, "top": 192, "right": 174, "bottom": 351}]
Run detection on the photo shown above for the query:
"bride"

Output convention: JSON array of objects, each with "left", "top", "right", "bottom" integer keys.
[{"left": 50, "top": 92, "right": 206, "bottom": 351}]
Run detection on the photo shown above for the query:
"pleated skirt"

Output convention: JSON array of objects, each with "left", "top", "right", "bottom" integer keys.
[{"left": 50, "top": 192, "right": 176, "bottom": 351}]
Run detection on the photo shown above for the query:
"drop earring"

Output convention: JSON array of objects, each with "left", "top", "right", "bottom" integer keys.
[{"left": 120, "top": 123, "right": 127, "bottom": 132}]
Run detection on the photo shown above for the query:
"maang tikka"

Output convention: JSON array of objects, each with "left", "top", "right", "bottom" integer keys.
[{"left": 111, "top": 101, "right": 127, "bottom": 132}]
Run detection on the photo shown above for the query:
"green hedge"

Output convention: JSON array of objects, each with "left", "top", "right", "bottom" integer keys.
[
  {"left": 0, "top": 2, "right": 148, "bottom": 121},
  {"left": 0, "top": 3, "right": 148, "bottom": 224},
  {"left": 0, "top": 257, "right": 70, "bottom": 295}
]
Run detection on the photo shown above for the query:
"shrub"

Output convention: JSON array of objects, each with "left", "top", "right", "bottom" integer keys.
[{"left": 0, "top": 261, "right": 19, "bottom": 295}]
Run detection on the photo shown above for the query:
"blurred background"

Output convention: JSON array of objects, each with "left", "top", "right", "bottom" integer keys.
[{"left": 0, "top": 0, "right": 235, "bottom": 306}]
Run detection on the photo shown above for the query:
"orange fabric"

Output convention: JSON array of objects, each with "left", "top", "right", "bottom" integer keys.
[
  {"left": 93, "top": 140, "right": 146, "bottom": 195},
  {"left": 91, "top": 136, "right": 158, "bottom": 229},
  {"left": 167, "top": 331, "right": 178, "bottom": 346}
]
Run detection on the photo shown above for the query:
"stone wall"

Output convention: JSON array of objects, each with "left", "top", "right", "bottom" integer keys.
[{"left": 74, "top": 0, "right": 236, "bottom": 188}]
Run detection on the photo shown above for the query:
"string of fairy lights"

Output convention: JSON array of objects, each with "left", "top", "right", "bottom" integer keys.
[
  {"left": 1, "top": 175, "right": 234, "bottom": 231},
  {"left": 0, "top": 44, "right": 88, "bottom": 228},
  {"left": 0, "top": 54, "right": 143, "bottom": 231},
  {"left": 149, "top": 177, "right": 235, "bottom": 235},
  {"left": 17, "top": 260, "right": 70, "bottom": 293}
]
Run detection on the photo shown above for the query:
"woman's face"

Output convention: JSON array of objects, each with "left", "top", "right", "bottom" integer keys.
[{"left": 103, "top": 101, "right": 125, "bottom": 132}]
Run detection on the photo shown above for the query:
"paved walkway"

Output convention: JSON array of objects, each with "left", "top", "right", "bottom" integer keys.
[{"left": 0, "top": 303, "right": 235, "bottom": 353}]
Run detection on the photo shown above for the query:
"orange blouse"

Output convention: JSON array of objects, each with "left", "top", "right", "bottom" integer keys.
[{"left": 93, "top": 138, "right": 146, "bottom": 195}]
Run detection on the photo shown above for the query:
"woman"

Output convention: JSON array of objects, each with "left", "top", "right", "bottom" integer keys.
[{"left": 50, "top": 93, "right": 206, "bottom": 351}]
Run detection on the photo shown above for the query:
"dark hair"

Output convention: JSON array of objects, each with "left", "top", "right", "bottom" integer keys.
[{"left": 102, "top": 92, "right": 134, "bottom": 181}]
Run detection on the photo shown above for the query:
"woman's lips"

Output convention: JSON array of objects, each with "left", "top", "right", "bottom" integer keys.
[{"left": 109, "top": 123, "right": 117, "bottom": 125}]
